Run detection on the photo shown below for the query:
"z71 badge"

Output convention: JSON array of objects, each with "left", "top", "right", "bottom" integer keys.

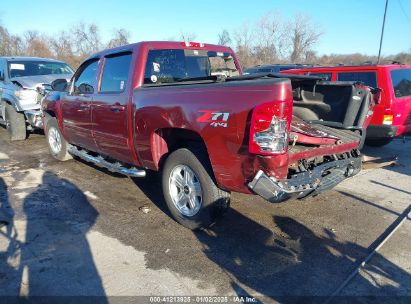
[{"left": 197, "top": 110, "right": 230, "bottom": 128}]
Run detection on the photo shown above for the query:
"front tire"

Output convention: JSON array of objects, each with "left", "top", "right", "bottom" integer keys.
[
  {"left": 162, "top": 147, "right": 230, "bottom": 230},
  {"left": 5, "top": 103, "right": 26, "bottom": 141},
  {"left": 45, "top": 117, "right": 72, "bottom": 161}
]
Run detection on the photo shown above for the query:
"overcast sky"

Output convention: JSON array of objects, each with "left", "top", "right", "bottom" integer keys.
[{"left": 1, "top": 0, "right": 410, "bottom": 55}]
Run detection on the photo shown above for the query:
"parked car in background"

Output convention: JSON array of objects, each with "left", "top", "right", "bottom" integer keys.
[
  {"left": 281, "top": 64, "right": 411, "bottom": 146},
  {"left": 0, "top": 57, "right": 74, "bottom": 141},
  {"left": 244, "top": 64, "right": 313, "bottom": 75}
]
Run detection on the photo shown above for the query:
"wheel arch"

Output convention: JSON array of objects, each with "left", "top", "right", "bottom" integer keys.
[
  {"left": 151, "top": 128, "right": 217, "bottom": 180},
  {"left": 1, "top": 95, "right": 21, "bottom": 111},
  {"left": 42, "top": 98, "right": 64, "bottom": 134}
]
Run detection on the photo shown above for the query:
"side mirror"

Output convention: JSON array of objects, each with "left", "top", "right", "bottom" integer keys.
[
  {"left": 51, "top": 79, "right": 68, "bottom": 91},
  {"left": 78, "top": 83, "right": 94, "bottom": 94}
]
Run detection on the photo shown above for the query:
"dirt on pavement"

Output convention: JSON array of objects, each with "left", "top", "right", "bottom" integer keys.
[{"left": 0, "top": 128, "right": 410, "bottom": 302}]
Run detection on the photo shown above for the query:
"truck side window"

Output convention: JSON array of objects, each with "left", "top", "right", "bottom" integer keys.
[
  {"left": 144, "top": 49, "right": 186, "bottom": 84},
  {"left": 100, "top": 53, "right": 132, "bottom": 93},
  {"left": 73, "top": 59, "right": 99, "bottom": 94},
  {"left": 337, "top": 72, "right": 377, "bottom": 88}
]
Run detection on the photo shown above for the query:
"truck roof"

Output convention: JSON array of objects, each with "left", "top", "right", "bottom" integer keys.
[
  {"left": 0, "top": 56, "right": 67, "bottom": 63},
  {"left": 85, "top": 41, "right": 235, "bottom": 61},
  {"left": 250, "top": 64, "right": 312, "bottom": 68},
  {"left": 286, "top": 64, "right": 411, "bottom": 72}
]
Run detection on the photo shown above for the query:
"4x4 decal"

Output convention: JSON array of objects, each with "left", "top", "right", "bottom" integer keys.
[{"left": 197, "top": 110, "right": 230, "bottom": 128}]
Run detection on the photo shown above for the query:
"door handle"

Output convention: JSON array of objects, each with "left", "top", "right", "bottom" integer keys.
[
  {"left": 77, "top": 103, "right": 91, "bottom": 112},
  {"left": 110, "top": 103, "right": 126, "bottom": 112}
]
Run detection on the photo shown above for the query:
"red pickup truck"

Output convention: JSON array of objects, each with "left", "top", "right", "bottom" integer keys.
[{"left": 42, "top": 41, "right": 378, "bottom": 229}]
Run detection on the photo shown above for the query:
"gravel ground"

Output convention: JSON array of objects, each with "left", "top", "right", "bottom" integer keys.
[{"left": 0, "top": 128, "right": 410, "bottom": 303}]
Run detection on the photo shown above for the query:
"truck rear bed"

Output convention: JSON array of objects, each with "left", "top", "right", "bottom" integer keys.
[
  {"left": 289, "top": 119, "right": 362, "bottom": 162},
  {"left": 245, "top": 73, "right": 376, "bottom": 203}
]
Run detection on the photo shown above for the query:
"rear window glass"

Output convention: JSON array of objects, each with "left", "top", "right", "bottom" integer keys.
[
  {"left": 100, "top": 53, "right": 132, "bottom": 93},
  {"left": 306, "top": 72, "right": 332, "bottom": 81},
  {"left": 337, "top": 72, "right": 377, "bottom": 88},
  {"left": 143, "top": 49, "right": 239, "bottom": 85},
  {"left": 390, "top": 69, "right": 411, "bottom": 98}
]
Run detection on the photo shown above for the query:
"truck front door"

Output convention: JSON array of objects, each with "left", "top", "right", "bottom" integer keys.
[
  {"left": 60, "top": 58, "right": 99, "bottom": 151},
  {"left": 91, "top": 52, "right": 133, "bottom": 163}
]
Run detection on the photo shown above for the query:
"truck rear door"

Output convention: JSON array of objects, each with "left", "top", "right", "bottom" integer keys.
[{"left": 91, "top": 51, "right": 133, "bottom": 163}]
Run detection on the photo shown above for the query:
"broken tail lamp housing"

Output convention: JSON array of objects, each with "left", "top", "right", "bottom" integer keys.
[{"left": 249, "top": 101, "right": 290, "bottom": 155}]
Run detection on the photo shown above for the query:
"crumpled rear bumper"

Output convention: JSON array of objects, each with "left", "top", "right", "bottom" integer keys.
[{"left": 248, "top": 155, "right": 361, "bottom": 203}]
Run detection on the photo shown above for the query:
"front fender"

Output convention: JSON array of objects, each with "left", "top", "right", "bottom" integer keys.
[
  {"left": 41, "top": 91, "right": 64, "bottom": 130},
  {"left": 2, "top": 93, "right": 21, "bottom": 111}
]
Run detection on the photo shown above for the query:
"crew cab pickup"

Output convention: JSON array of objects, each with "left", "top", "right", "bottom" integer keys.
[{"left": 42, "top": 41, "right": 378, "bottom": 229}]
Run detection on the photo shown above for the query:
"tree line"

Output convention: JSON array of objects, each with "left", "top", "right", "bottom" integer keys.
[
  {"left": 0, "top": 22, "right": 130, "bottom": 68},
  {"left": 1, "top": 13, "right": 410, "bottom": 69},
  {"left": 217, "top": 12, "right": 411, "bottom": 67}
]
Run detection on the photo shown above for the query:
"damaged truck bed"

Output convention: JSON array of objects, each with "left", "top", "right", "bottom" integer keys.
[{"left": 246, "top": 74, "right": 377, "bottom": 203}]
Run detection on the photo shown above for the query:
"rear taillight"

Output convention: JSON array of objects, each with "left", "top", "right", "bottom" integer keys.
[
  {"left": 383, "top": 114, "right": 393, "bottom": 125},
  {"left": 249, "top": 101, "right": 290, "bottom": 155}
]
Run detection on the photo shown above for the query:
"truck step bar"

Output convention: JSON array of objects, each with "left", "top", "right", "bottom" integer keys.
[{"left": 68, "top": 147, "right": 146, "bottom": 178}]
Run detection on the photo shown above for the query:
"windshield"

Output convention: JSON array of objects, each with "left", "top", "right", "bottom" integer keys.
[
  {"left": 144, "top": 49, "right": 239, "bottom": 85},
  {"left": 390, "top": 68, "right": 411, "bottom": 98},
  {"left": 8, "top": 61, "right": 74, "bottom": 78}
]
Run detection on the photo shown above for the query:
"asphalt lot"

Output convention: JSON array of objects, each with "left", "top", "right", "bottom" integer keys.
[{"left": 0, "top": 127, "right": 410, "bottom": 302}]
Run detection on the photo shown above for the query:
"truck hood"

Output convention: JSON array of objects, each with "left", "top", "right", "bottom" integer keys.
[{"left": 11, "top": 74, "right": 72, "bottom": 89}]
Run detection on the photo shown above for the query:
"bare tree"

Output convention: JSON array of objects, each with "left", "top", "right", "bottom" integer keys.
[
  {"left": 23, "top": 31, "right": 53, "bottom": 58},
  {"left": 218, "top": 30, "right": 232, "bottom": 46},
  {"left": 253, "top": 12, "right": 283, "bottom": 64},
  {"left": 49, "top": 22, "right": 103, "bottom": 68},
  {"left": 315, "top": 53, "right": 378, "bottom": 65},
  {"left": 391, "top": 52, "right": 411, "bottom": 64},
  {"left": 72, "top": 22, "right": 101, "bottom": 57},
  {"left": 107, "top": 28, "right": 130, "bottom": 48},
  {"left": 233, "top": 23, "right": 257, "bottom": 68},
  {"left": 304, "top": 50, "right": 318, "bottom": 63},
  {"left": 0, "top": 25, "right": 24, "bottom": 56},
  {"left": 49, "top": 30, "right": 77, "bottom": 66},
  {"left": 179, "top": 32, "right": 197, "bottom": 42},
  {"left": 286, "top": 14, "right": 322, "bottom": 63},
  {"left": 1, "top": 14, "right": 410, "bottom": 70}
]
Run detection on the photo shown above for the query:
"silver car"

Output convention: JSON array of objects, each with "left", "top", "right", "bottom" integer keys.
[{"left": 0, "top": 57, "right": 73, "bottom": 140}]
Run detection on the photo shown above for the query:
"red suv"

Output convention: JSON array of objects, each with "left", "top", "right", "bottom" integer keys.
[{"left": 282, "top": 64, "right": 411, "bottom": 146}]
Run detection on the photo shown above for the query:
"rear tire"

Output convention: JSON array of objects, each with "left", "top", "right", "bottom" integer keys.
[
  {"left": 5, "top": 103, "right": 26, "bottom": 141},
  {"left": 365, "top": 138, "right": 393, "bottom": 147},
  {"left": 45, "top": 117, "right": 72, "bottom": 161},
  {"left": 162, "top": 147, "right": 230, "bottom": 230}
]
